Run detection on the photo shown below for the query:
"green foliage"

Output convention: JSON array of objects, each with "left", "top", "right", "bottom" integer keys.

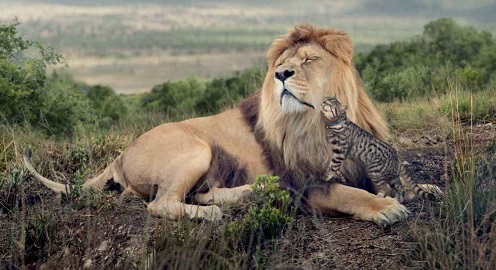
[
  {"left": 0, "top": 20, "right": 103, "bottom": 136},
  {"left": 227, "top": 176, "right": 291, "bottom": 246},
  {"left": 37, "top": 74, "right": 96, "bottom": 136},
  {"left": 195, "top": 68, "right": 265, "bottom": 114},
  {"left": 357, "top": 18, "right": 496, "bottom": 101},
  {"left": 0, "top": 20, "right": 132, "bottom": 136},
  {"left": 0, "top": 19, "right": 64, "bottom": 125},
  {"left": 85, "top": 84, "right": 127, "bottom": 123},
  {"left": 142, "top": 68, "right": 264, "bottom": 117},
  {"left": 142, "top": 78, "right": 205, "bottom": 117},
  {"left": 142, "top": 69, "right": 265, "bottom": 118}
]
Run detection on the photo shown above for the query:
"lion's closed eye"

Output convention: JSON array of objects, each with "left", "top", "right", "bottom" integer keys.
[{"left": 304, "top": 56, "right": 319, "bottom": 64}]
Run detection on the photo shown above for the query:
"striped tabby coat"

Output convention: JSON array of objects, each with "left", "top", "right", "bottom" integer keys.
[{"left": 321, "top": 97, "right": 439, "bottom": 202}]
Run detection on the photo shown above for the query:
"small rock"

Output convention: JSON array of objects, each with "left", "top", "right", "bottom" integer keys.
[
  {"left": 63, "top": 246, "right": 70, "bottom": 256},
  {"left": 98, "top": 240, "right": 109, "bottom": 252},
  {"left": 83, "top": 259, "right": 93, "bottom": 269}
]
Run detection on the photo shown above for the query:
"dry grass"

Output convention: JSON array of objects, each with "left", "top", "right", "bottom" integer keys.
[{"left": 405, "top": 85, "right": 496, "bottom": 269}]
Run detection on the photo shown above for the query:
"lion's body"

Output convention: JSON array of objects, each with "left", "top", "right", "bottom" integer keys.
[
  {"left": 24, "top": 24, "right": 414, "bottom": 227},
  {"left": 107, "top": 109, "right": 268, "bottom": 198}
]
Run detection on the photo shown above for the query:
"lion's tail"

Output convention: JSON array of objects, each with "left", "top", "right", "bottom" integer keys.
[{"left": 23, "top": 147, "right": 71, "bottom": 195}]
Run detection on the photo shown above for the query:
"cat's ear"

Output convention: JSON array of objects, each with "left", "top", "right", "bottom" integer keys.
[{"left": 341, "top": 104, "right": 348, "bottom": 112}]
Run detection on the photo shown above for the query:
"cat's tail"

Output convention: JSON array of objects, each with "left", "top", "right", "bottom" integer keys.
[{"left": 400, "top": 165, "right": 443, "bottom": 201}]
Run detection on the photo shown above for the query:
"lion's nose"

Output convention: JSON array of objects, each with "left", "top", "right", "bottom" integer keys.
[{"left": 275, "top": 68, "right": 295, "bottom": 82}]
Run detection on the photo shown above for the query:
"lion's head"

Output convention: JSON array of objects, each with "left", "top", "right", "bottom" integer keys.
[{"left": 256, "top": 24, "right": 389, "bottom": 173}]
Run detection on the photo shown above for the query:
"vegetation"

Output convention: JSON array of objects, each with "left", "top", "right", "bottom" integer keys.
[
  {"left": 226, "top": 176, "right": 291, "bottom": 246},
  {"left": 356, "top": 18, "right": 496, "bottom": 101},
  {"left": 142, "top": 68, "right": 265, "bottom": 117},
  {"left": 0, "top": 20, "right": 130, "bottom": 136},
  {"left": 410, "top": 98, "right": 496, "bottom": 269},
  {"left": 0, "top": 18, "right": 495, "bottom": 269},
  {"left": 149, "top": 176, "right": 291, "bottom": 269}
]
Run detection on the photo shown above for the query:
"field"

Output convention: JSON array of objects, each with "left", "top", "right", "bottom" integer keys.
[
  {"left": 1, "top": 1, "right": 496, "bottom": 269},
  {"left": 2, "top": 0, "right": 496, "bottom": 93}
]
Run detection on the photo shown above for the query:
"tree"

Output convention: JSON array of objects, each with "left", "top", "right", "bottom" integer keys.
[
  {"left": 0, "top": 19, "right": 98, "bottom": 136},
  {"left": 0, "top": 19, "right": 63, "bottom": 125}
]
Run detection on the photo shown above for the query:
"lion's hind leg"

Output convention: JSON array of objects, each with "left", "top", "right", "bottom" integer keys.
[{"left": 146, "top": 147, "right": 222, "bottom": 221}]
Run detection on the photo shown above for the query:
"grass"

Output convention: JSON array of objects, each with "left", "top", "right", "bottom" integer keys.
[
  {"left": 379, "top": 82, "right": 496, "bottom": 146},
  {"left": 0, "top": 123, "right": 295, "bottom": 269},
  {"left": 1, "top": 77, "right": 495, "bottom": 268},
  {"left": 406, "top": 85, "right": 496, "bottom": 269},
  {"left": 380, "top": 98, "right": 451, "bottom": 146}
]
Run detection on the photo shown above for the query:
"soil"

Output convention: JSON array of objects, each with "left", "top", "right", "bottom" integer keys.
[{"left": 2, "top": 123, "right": 494, "bottom": 270}]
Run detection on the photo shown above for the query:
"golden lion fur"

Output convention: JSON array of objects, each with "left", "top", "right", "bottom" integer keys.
[
  {"left": 260, "top": 24, "right": 389, "bottom": 172},
  {"left": 24, "top": 24, "right": 410, "bottom": 227}
]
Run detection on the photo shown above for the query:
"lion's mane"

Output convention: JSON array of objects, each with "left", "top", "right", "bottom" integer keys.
[{"left": 241, "top": 24, "right": 389, "bottom": 196}]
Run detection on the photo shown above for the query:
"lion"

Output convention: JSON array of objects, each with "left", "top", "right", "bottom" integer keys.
[{"left": 24, "top": 24, "right": 410, "bottom": 227}]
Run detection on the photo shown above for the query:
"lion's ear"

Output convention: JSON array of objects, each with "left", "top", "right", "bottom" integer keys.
[{"left": 318, "top": 33, "right": 353, "bottom": 65}]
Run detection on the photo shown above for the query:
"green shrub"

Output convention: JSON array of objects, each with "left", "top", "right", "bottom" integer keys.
[
  {"left": 37, "top": 75, "right": 95, "bottom": 136},
  {"left": 195, "top": 68, "right": 265, "bottom": 114},
  {"left": 85, "top": 84, "right": 127, "bottom": 123},
  {"left": 226, "top": 176, "right": 291, "bottom": 246},
  {"left": 369, "top": 65, "right": 432, "bottom": 101},
  {"left": 0, "top": 20, "right": 106, "bottom": 136},
  {"left": 142, "top": 78, "right": 204, "bottom": 117},
  {"left": 356, "top": 18, "right": 496, "bottom": 101},
  {"left": 0, "top": 19, "right": 63, "bottom": 126},
  {"left": 142, "top": 68, "right": 264, "bottom": 117}
]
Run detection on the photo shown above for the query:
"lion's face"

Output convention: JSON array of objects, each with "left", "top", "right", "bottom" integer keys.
[{"left": 272, "top": 42, "right": 334, "bottom": 114}]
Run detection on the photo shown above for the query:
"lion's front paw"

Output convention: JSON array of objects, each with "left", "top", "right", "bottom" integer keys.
[{"left": 353, "top": 196, "right": 410, "bottom": 227}]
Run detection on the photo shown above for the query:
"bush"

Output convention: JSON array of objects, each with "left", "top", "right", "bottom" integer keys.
[
  {"left": 195, "top": 68, "right": 265, "bottom": 114},
  {"left": 0, "top": 20, "right": 110, "bottom": 136},
  {"left": 226, "top": 176, "right": 291, "bottom": 247},
  {"left": 142, "top": 78, "right": 204, "bottom": 117},
  {"left": 142, "top": 68, "right": 264, "bottom": 117},
  {"left": 85, "top": 84, "right": 127, "bottom": 123},
  {"left": 36, "top": 74, "right": 95, "bottom": 136},
  {"left": 0, "top": 19, "right": 63, "bottom": 125},
  {"left": 356, "top": 18, "right": 496, "bottom": 101}
]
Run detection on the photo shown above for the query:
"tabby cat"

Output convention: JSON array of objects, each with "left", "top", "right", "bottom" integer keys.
[{"left": 321, "top": 96, "right": 441, "bottom": 202}]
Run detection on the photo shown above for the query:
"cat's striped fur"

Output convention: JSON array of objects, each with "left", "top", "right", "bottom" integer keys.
[{"left": 321, "top": 96, "right": 441, "bottom": 202}]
